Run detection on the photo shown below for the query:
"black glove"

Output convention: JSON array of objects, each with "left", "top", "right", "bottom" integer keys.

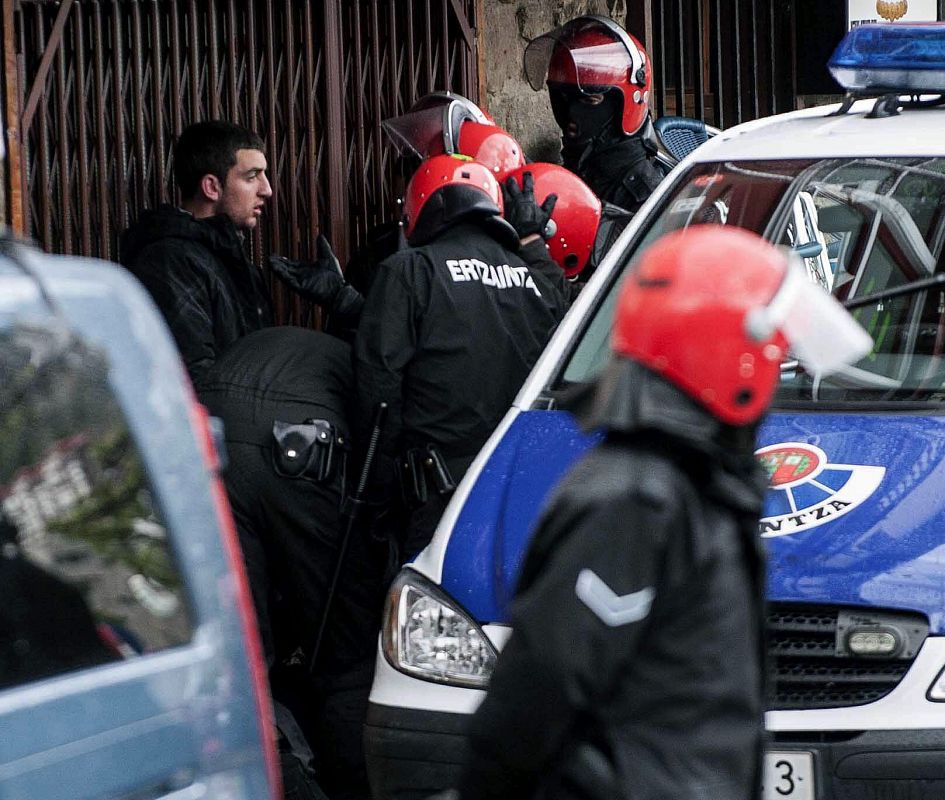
[
  {"left": 330, "top": 284, "right": 364, "bottom": 319},
  {"left": 503, "top": 171, "right": 558, "bottom": 241},
  {"left": 269, "top": 234, "right": 345, "bottom": 306}
]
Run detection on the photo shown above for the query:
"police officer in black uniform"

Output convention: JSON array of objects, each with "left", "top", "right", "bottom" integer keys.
[
  {"left": 524, "top": 15, "right": 664, "bottom": 215},
  {"left": 456, "top": 227, "right": 872, "bottom": 800},
  {"left": 355, "top": 154, "right": 569, "bottom": 561},
  {"left": 199, "top": 325, "right": 386, "bottom": 800}
]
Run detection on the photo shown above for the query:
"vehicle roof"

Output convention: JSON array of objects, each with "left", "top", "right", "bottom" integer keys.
[{"left": 693, "top": 99, "right": 945, "bottom": 161}]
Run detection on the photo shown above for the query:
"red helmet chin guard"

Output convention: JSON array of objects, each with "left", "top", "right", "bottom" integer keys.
[
  {"left": 612, "top": 226, "right": 790, "bottom": 426},
  {"left": 507, "top": 163, "right": 601, "bottom": 277},
  {"left": 531, "top": 15, "right": 651, "bottom": 136},
  {"left": 403, "top": 154, "right": 504, "bottom": 239}
]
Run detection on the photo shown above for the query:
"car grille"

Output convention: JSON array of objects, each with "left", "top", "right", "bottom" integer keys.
[{"left": 766, "top": 604, "right": 929, "bottom": 710}]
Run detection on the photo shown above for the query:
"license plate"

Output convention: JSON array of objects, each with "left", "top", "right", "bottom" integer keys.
[{"left": 763, "top": 751, "right": 815, "bottom": 800}]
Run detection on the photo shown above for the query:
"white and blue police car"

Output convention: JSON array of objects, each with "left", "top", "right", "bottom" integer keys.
[{"left": 366, "top": 23, "right": 945, "bottom": 800}]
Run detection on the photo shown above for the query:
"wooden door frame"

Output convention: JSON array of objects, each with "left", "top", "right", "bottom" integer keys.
[{"left": 2, "top": 0, "right": 24, "bottom": 233}]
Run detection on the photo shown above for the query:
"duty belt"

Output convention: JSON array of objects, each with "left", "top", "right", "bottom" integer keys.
[{"left": 218, "top": 416, "right": 347, "bottom": 485}]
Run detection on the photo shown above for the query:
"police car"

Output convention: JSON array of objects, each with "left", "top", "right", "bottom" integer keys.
[{"left": 365, "top": 24, "right": 945, "bottom": 800}]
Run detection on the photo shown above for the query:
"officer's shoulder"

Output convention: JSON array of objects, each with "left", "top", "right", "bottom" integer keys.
[
  {"left": 375, "top": 246, "right": 437, "bottom": 280},
  {"left": 619, "top": 161, "right": 662, "bottom": 197}
]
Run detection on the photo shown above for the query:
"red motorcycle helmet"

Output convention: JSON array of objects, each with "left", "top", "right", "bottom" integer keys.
[
  {"left": 403, "top": 154, "right": 504, "bottom": 240},
  {"left": 457, "top": 123, "right": 526, "bottom": 182},
  {"left": 506, "top": 163, "right": 601, "bottom": 277},
  {"left": 525, "top": 15, "right": 651, "bottom": 136},
  {"left": 612, "top": 227, "right": 790, "bottom": 426}
]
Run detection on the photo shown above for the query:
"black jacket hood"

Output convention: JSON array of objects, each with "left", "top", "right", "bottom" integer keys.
[
  {"left": 564, "top": 357, "right": 767, "bottom": 510},
  {"left": 407, "top": 186, "right": 519, "bottom": 250},
  {"left": 119, "top": 205, "right": 246, "bottom": 267}
]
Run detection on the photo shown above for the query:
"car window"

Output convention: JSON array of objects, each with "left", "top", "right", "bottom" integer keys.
[
  {"left": 557, "top": 157, "right": 945, "bottom": 405},
  {"left": 561, "top": 159, "right": 813, "bottom": 385},
  {"left": 0, "top": 326, "right": 193, "bottom": 691}
]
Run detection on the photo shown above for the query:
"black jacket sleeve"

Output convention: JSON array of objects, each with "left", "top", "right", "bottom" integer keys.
[
  {"left": 459, "top": 479, "right": 675, "bottom": 800},
  {"left": 131, "top": 242, "right": 221, "bottom": 386},
  {"left": 353, "top": 254, "right": 429, "bottom": 460},
  {"left": 518, "top": 239, "right": 576, "bottom": 314}
]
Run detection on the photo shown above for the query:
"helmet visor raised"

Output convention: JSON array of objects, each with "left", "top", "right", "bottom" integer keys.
[
  {"left": 525, "top": 16, "right": 644, "bottom": 92},
  {"left": 381, "top": 99, "right": 486, "bottom": 160},
  {"left": 748, "top": 257, "right": 873, "bottom": 375}
]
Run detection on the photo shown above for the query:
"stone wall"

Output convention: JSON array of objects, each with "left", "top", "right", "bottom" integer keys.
[{"left": 480, "top": 0, "right": 627, "bottom": 162}]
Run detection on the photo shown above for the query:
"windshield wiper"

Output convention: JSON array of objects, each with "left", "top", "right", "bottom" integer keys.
[{"left": 843, "top": 272, "right": 945, "bottom": 310}]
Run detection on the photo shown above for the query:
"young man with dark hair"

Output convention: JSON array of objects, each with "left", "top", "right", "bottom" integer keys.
[
  {"left": 172, "top": 120, "right": 267, "bottom": 205},
  {"left": 119, "top": 121, "right": 273, "bottom": 389},
  {"left": 120, "top": 120, "right": 351, "bottom": 388}
]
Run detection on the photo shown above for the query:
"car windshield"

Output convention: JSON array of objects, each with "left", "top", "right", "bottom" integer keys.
[{"left": 558, "top": 157, "right": 945, "bottom": 405}]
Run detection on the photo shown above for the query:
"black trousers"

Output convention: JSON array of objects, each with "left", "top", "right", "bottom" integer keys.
[
  {"left": 401, "top": 452, "right": 477, "bottom": 560},
  {"left": 207, "top": 394, "right": 389, "bottom": 800}
]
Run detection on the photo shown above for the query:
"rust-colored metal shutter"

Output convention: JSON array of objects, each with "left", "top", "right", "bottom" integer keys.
[
  {"left": 2, "top": 0, "right": 480, "bottom": 324},
  {"left": 628, "top": 0, "right": 796, "bottom": 129}
]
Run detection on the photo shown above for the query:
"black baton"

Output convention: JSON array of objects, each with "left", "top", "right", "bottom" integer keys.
[{"left": 308, "top": 401, "right": 388, "bottom": 673}]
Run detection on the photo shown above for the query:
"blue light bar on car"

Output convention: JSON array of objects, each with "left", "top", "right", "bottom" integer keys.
[{"left": 829, "top": 23, "right": 945, "bottom": 93}]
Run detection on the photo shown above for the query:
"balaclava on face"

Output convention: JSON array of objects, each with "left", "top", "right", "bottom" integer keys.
[{"left": 548, "top": 84, "right": 624, "bottom": 171}]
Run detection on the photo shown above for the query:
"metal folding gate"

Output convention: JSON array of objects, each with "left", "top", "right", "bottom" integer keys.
[
  {"left": 2, "top": 0, "right": 480, "bottom": 322},
  {"left": 629, "top": 0, "right": 797, "bottom": 129}
]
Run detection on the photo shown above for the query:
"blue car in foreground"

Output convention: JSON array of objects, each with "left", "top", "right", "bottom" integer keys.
[
  {"left": 0, "top": 242, "right": 280, "bottom": 799},
  {"left": 366, "top": 24, "right": 945, "bottom": 800}
]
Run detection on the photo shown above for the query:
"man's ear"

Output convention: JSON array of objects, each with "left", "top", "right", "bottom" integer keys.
[{"left": 200, "top": 173, "right": 223, "bottom": 203}]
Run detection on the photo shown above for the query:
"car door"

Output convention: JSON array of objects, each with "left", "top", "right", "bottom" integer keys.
[{"left": 0, "top": 322, "right": 222, "bottom": 800}]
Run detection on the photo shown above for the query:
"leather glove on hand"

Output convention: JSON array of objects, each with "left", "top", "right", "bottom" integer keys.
[
  {"left": 269, "top": 234, "right": 344, "bottom": 306},
  {"left": 502, "top": 170, "right": 558, "bottom": 241}
]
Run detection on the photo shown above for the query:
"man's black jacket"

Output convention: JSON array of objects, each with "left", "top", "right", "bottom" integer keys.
[
  {"left": 119, "top": 205, "right": 273, "bottom": 388},
  {"left": 459, "top": 368, "right": 768, "bottom": 800},
  {"left": 354, "top": 219, "right": 569, "bottom": 470}
]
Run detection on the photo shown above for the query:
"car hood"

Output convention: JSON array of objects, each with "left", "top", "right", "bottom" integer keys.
[
  {"left": 439, "top": 411, "right": 597, "bottom": 623},
  {"left": 439, "top": 409, "right": 945, "bottom": 631},
  {"left": 759, "top": 412, "right": 945, "bottom": 632}
]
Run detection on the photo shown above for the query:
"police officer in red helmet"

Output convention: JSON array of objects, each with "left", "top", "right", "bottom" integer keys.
[
  {"left": 457, "top": 227, "right": 872, "bottom": 800},
  {"left": 503, "top": 163, "right": 604, "bottom": 290},
  {"left": 354, "top": 154, "right": 569, "bottom": 560},
  {"left": 525, "top": 15, "right": 665, "bottom": 214}
]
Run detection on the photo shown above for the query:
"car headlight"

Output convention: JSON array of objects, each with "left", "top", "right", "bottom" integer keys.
[{"left": 382, "top": 568, "right": 497, "bottom": 688}]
